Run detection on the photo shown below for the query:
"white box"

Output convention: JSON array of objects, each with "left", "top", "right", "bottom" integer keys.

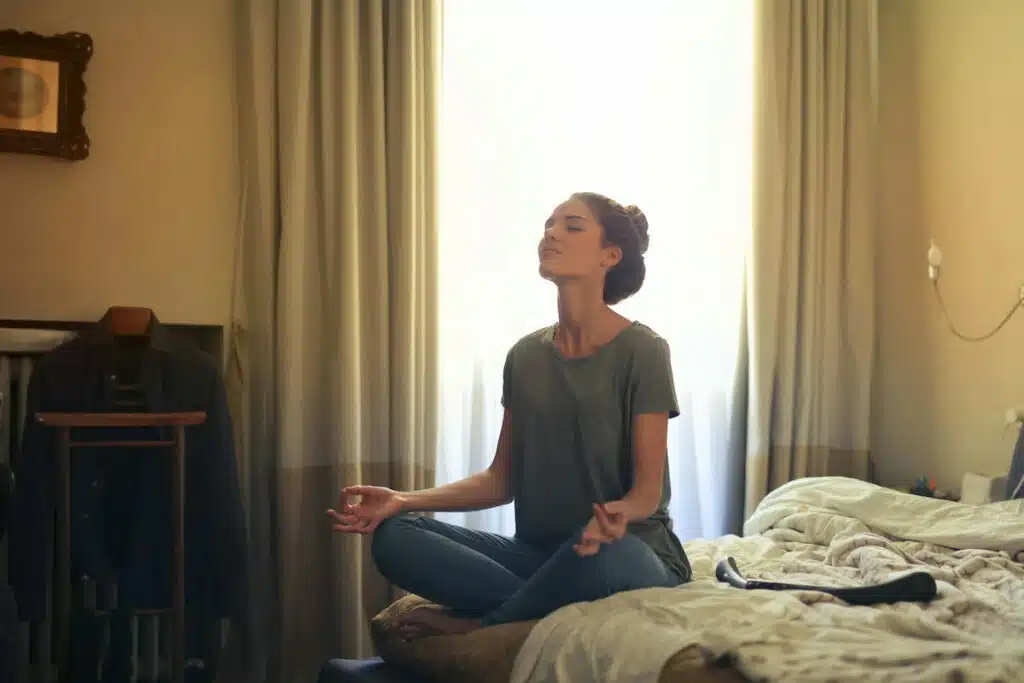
[{"left": 960, "top": 472, "right": 1009, "bottom": 505}]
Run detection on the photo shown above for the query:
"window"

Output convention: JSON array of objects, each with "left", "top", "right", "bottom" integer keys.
[{"left": 437, "top": 0, "right": 754, "bottom": 538}]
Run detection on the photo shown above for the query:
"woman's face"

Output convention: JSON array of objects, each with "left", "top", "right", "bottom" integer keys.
[{"left": 538, "top": 198, "right": 621, "bottom": 285}]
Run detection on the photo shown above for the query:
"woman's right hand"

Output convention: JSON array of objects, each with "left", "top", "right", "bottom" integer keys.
[{"left": 327, "top": 485, "right": 405, "bottom": 534}]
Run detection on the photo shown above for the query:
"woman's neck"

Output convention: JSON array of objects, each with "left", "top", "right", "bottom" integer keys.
[{"left": 555, "top": 283, "right": 621, "bottom": 356}]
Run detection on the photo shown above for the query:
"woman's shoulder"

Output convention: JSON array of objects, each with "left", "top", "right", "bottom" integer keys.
[
  {"left": 507, "top": 325, "right": 556, "bottom": 357},
  {"left": 620, "top": 321, "right": 670, "bottom": 352}
]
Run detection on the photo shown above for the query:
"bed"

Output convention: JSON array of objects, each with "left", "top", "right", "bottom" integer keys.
[{"left": 320, "top": 477, "right": 1024, "bottom": 683}]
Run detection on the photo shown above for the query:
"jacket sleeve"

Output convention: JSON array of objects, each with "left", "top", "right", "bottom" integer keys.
[
  {"left": 188, "top": 366, "right": 249, "bottom": 618},
  {"left": 8, "top": 363, "right": 56, "bottom": 621}
]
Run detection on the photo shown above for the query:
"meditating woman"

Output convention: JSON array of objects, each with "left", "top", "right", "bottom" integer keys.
[{"left": 328, "top": 192, "right": 691, "bottom": 638}]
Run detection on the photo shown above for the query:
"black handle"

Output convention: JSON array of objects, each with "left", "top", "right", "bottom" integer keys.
[
  {"left": 714, "top": 556, "right": 749, "bottom": 589},
  {"left": 714, "top": 556, "right": 937, "bottom": 606}
]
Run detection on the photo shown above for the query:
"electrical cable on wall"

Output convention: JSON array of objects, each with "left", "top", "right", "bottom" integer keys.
[
  {"left": 928, "top": 240, "right": 1024, "bottom": 342},
  {"left": 928, "top": 240, "right": 1024, "bottom": 500}
]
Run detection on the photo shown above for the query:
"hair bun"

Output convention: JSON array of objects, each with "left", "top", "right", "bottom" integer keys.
[{"left": 623, "top": 205, "right": 650, "bottom": 255}]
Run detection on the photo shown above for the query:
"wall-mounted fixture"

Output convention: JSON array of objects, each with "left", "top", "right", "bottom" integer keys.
[
  {"left": 927, "top": 240, "right": 1024, "bottom": 500},
  {"left": 927, "top": 240, "right": 1024, "bottom": 342}
]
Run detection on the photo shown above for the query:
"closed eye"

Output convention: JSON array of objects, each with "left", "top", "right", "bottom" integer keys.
[{"left": 542, "top": 218, "right": 586, "bottom": 233}]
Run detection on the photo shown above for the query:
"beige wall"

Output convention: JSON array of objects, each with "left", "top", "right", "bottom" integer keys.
[
  {"left": 875, "top": 0, "right": 1024, "bottom": 491},
  {"left": 0, "top": 0, "right": 238, "bottom": 327},
  {"left": 3, "top": 0, "right": 1021, "bottom": 490}
]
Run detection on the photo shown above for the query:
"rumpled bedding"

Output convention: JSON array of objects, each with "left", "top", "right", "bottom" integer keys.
[{"left": 510, "top": 477, "right": 1024, "bottom": 683}]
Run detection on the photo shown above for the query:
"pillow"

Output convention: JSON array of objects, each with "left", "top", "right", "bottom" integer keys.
[
  {"left": 371, "top": 595, "right": 534, "bottom": 683},
  {"left": 370, "top": 595, "right": 748, "bottom": 683}
]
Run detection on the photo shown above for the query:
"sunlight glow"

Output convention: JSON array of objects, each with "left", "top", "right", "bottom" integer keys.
[{"left": 437, "top": 0, "right": 754, "bottom": 538}]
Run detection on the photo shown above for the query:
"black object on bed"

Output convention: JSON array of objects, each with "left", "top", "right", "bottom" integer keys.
[
  {"left": 1007, "top": 421, "right": 1024, "bottom": 500},
  {"left": 715, "top": 556, "right": 938, "bottom": 606},
  {"left": 317, "top": 658, "right": 431, "bottom": 683}
]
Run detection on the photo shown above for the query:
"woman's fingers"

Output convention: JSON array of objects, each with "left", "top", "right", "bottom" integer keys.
[
  {"left": 327, "top": 508, "right": 363, "bottom": 522},
  {"left": 580, "top": 526, "right": 610, "bottom": 546},
  {"left": 603, "top": 504, "right": 625, "bottom": 524},
  {"left": 595, "top": 504, "right": 626, "bottom": 538},
  {"left": 330, "top": 502, "right": 375, "bottom": 519},
  {"left": 592, "top": 504, "right": 617, "bottom": 538},
  {"left": 327, "top": 507, "right": 383, "bottom": 534},
  {"left": 332, "top": 517, "right": 377, "bottom": 534},
  {"left": 574, "top": 503, "right": 634, "bottom": 556},
  {"left": 342, "top": 485, "right": 372, "bottom": 496},
  {"left": 338, "top": 486, "right": 377, "bottom": 510}
]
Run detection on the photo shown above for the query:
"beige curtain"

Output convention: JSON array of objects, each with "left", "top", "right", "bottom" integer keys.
[
  {"left": 227, "top": 1, "right": 439, "bottom": 680},
  {"left": 745, "top": 0, "right": 879, "bottom": 518}
]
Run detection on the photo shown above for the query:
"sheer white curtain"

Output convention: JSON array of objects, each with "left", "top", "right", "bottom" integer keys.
[{"left": 436, "top": 0, "right": 753, "bottom": 540}]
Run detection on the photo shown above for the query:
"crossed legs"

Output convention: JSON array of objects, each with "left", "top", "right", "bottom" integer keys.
[{"left": 370, "top": 514, "right": 678, "bottom": 636}]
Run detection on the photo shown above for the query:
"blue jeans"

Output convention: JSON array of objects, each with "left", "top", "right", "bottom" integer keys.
[{"left": 371, "top": 515, "right": 681, "bottom": 626}]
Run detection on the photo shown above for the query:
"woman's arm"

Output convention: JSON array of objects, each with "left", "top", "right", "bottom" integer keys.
[
  {"left": 574, "top": 412, "right": 670, "bottom": 555},
  {"left": 616, "top": 411, "right": 670, "bottom": 521},
  {"left": 616, "top": 336, "right": 678, "bottom": 522},
  {"left": 398, "top": 408, "right": 513, "bottom": 513}
]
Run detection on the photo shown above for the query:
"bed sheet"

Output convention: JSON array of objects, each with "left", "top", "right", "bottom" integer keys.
[{"left": 511, "top": 477, "right": 1024, "bottom": 683}]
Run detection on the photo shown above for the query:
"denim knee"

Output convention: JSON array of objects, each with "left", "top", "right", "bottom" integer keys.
[
  {"left": 574, "top": 530, "right": 675, "bottom": 590},
  {"left": 370, "top": 515, "right": 417, "bottom": 577},
  {"left": 571, "top": 524, "right": 649, "bottom": 555}
]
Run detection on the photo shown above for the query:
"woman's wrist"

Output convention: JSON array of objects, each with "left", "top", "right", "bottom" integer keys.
[
  {"left": 614, "top": 493, "right": 659, "bottom": 522},
  {"left": 395, "top": 490, "right": 415, "bottom": 512}
]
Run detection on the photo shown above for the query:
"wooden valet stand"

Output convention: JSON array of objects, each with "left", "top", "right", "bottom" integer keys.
[{"left": 36, "top": 411, "right": 206, "bottom": 683}]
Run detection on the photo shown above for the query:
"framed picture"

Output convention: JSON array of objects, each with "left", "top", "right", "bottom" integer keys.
[{"left": 0, "top": 30, "right": 92, "bottom": 161}]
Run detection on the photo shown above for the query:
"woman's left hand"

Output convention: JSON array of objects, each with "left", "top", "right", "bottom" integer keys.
[{"left": 573, "top": 502, "right": 629, "bottom": 557}]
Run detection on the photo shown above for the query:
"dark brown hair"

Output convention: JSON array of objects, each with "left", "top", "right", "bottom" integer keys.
[{"left": 572, "top": 192, "right": 650, "bottom": 305}]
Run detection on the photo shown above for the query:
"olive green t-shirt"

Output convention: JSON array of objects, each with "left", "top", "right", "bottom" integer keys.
[{"left": 501, "top": 321, "right": 692, "bottom": 582}]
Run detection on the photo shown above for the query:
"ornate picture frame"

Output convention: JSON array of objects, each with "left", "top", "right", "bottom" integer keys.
[{"left": 0, "top": 30, "right": 93, "bottom": 161}]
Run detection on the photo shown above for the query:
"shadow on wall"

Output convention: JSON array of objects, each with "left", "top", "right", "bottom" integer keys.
[{"left": 872, "top": 0, "right": 938, "bottom": 487}]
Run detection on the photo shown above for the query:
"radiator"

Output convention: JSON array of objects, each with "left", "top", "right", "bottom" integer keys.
[
  {"left": 1, "top": 353, "right": 34, "bottom": 460},
  {"left": 1, "top": 353, "right": 35, "bottom": 573},
  {"left": 1, "top": 330, "right": 74, "bottom": 683},
  {"left": 0, "top": 353, "right": 34, "bottom": 464},
  {"left": 0, "top": 326, "right": 77, "bottom": 476}
]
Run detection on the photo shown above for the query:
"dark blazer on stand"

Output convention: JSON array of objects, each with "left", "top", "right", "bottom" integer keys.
[{"left": 7, "top": 314, "right": 248, "bottom": 623}]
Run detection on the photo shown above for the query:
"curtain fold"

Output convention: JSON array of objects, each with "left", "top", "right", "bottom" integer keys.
[
  {"left": 745, "top": 0, "right": 879, "bottom": 518},
  {"left": 228, "top": 1, "right": 439, "bottom": 680}
]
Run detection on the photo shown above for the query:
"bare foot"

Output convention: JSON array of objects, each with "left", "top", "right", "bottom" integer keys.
[{"left": 396, "top": 607, "right": 481, "bottom": 641}]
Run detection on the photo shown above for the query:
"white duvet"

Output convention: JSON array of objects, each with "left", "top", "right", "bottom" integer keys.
[{"left": 509, "top": 477, "right": 1024, "bottom": 683}]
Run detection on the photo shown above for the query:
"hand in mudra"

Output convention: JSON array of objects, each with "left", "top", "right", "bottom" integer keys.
[
  {"left": 573, "top": 502, "right": 628, "bottom": 557},
  {"left": 327, "top": 485, "right": 404, "bottom": 534}
]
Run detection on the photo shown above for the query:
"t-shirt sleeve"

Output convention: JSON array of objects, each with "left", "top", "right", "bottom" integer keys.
[
  {"left": 501, "top": 347, "right": 514, "bottom": 408},
  {"left": 631, "top": 337, "right": 680, "bottom": 418}
]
